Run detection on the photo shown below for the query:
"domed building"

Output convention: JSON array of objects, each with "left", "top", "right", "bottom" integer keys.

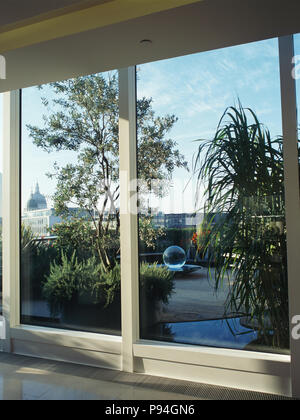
[
  {"left": 26, "top": 183, "right": 47, "bottom": 211},
  {"left": 23, "top": 183, "right": 61, "bottom": 237},
  {"left": 22, "top": 183, "right": 91, "bottom": 237},
  {"left": 26, "top": 193, "right": 38, "bottom": 211}
]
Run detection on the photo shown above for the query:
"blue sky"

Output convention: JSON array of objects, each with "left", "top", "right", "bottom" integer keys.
[
  {"left": 137, "top": 37, "right": 284, "bottom": 212},
  {"left": 1, "top": 35, "right": 300, "bottom": 215}
]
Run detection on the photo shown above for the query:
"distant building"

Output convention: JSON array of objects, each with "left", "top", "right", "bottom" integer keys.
[
  {"left": 22, "top": 184, "right": 223, "bottom": 236},
  {"left": 22, "top": 183, "right": 61, "bottom": 236},
  {"left": 152, "top": 212, "right": 204, "bottom": 229},
  {"left": 22, "top": 183, "right": 100, "bottom": 237},
  {"left": 22, "top": 208, "right": 61, "bottom": 237},
  {"left": 26, "top": 182, "right": 47, "bottom": 211}
]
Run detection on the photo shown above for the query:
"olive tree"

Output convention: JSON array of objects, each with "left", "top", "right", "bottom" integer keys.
[{"left": 27, "top": 73, "right": 187, "bottom": 270}]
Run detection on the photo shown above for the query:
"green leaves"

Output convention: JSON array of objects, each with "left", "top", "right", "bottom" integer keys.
[
  {"left": 139, "top": 263, "right": 174, "bottom": 305},
  {"left": 43, "top": 255, "right": 174, "bottom": 316},
  {"left": 195, "top": 104, "right": 284, "bottom": 215},
  {"left": 139, "top": 216, "right": 166, "bottom": 250},
  {"left": 194, "top": 103, "right": 289, "bottom": 349},
  {"left": 28, "top": 72, "right": 187, "bottom": 269},
  {"left": 137, "top": 101, "right": 188, "bottom": 186},
  {"left": 43, "top": 252, "right": 117, "bottom": 315}
]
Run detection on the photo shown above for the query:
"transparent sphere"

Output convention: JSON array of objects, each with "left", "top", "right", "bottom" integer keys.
[{"left": 163, "top": 246, "right": 186, "bottom": 269}]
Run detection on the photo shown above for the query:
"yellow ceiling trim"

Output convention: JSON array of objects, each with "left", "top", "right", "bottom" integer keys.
[{"left": 0, "top": 0, "right": 201, "bottom": 54}]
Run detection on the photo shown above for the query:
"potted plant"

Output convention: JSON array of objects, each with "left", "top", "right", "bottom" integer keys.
[
  {"left": 42, "top": 254, "right": 174, "bottom": 331},
  {"left": 194, "top": 104, "right": 290, "bottom": 350},
  {"left": 139, "top": 263, "right": 174, "bottom": 329}
]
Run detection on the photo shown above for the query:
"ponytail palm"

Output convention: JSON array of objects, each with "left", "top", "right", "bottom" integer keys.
[{"left": 195, "top": 104, "right": 289, "bottom": 350}]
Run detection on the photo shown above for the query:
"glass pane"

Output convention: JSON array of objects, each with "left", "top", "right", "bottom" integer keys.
[
  {"left": 137, "top": 38, "right": 290, "bottom": 354},
  {"left": 21, "top": 72, "right": 121, "bottom": 335}
]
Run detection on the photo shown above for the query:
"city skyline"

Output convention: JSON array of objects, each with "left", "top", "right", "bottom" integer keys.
[{"left": 21, "top": 180, "right": 208, "bottom": 237}]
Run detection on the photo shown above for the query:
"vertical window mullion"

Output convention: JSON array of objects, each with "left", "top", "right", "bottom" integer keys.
[
  {"left": 279, "top": 35, "right": 300, "bottom": 399},
  {"left": 119, "top": 67, "right": 139, "bottom": 372},
  {"left": 2, "top": 90, "right": 21, "bottom": 351}
]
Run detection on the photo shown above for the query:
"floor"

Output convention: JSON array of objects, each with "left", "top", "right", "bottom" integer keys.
[{"left": 0, "top": 352, "right": 293, "bottom": 400}]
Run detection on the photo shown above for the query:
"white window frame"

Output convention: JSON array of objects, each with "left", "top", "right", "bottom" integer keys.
[
  {"left": 278, "top": 35, "right": 300, "bottom": 398},
  {"left": 1, "top": 36, "right": 300, "bottom": 398}
]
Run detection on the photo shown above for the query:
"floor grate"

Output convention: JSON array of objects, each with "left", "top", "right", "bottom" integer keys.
[{"left": 0, "top": 352, "right": 295, "bottom": 400}]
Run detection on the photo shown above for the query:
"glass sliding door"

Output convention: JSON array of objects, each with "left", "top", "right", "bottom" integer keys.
[
  {"left": 137, "top": 38, "right": 290, "bottom": 354},
  {"left": 21, "top": 72, "right": 121, "bottom": 335}
]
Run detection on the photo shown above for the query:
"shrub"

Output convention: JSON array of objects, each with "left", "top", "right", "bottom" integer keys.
[
  {"left": 50, "top": 219, "right": 98, "bottom": 261},
  {"left": 139, "top": 262, "right": 174, "bottom": 304},
  {"left": 42, "top": 252, "right": 102, "bottom": 315},
  {"left": 21, "top": 224, "right": 59, "bottom": 300},
  {"left": 43, "top": 255, "right": 174, "bottom": 316},
  {"left": 93, "top": 263, "right": 121, "bottom": 308}
]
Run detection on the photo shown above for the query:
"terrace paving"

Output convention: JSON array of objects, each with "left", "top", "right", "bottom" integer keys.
[{"left": 160, "top": 267, "right": 232, "bottom": 323}]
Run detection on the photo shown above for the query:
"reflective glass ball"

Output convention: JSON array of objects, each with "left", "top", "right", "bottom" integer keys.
[{"left": 163, "top": 246, "right": 186, "bottom": 269}]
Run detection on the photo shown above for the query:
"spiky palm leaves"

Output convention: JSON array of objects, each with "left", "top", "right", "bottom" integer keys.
[{"left": 195, "top": 104, "right": 289, "bottom": 350}]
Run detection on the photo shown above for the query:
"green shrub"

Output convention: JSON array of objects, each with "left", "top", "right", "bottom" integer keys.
[
  {"left": 50, "top": 219, "right": 98, "bottom": 261},
  {"left": 21, "top": 225, "right": 59, "bottom": 300},
  {"left": 93, "top": 263, "right": 121, "bottom": 308},
  {"left": 42, "top": 252, "right": 102, "bottom": 315},
  {"left": 43, "top": 254, "right": 174, "bottom": 315},
  {"left": 139, "top": 262, "right": 174, "bottom": 304}
]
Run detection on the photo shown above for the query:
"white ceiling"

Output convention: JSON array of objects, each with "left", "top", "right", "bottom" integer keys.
[
  {"left": 0, "top": 0, "right": 96, "bottom": 27},
  {"left": 0, "top": 0, "right": 300, "bottom": 93}
]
